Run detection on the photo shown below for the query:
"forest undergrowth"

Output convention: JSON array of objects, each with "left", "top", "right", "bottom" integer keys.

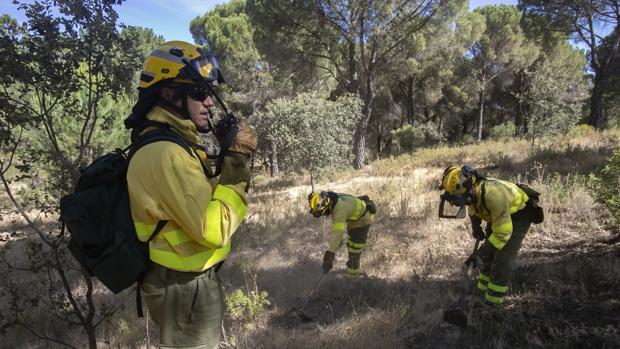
[{"left": 1, "top": 130, "right": 619, "bottom": 348}]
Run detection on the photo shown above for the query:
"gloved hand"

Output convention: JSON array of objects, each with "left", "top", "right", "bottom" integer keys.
[
  {"left": 470, "top": 216, "right": 485, "bottom": 241},
  {"left": 322, "top": 251, "right": 335, "bottom": 274},
  {"left": 476, "top": 241, "right": 497, "bottom": 262},
  {"left": 465, "top": 253, "right": 483, "bottom": 269},
  {"left": 472, "top": 224, "right": 485, "bottom": 241},
  {"left": 218, "top": 152, "right": 251, "bottom": 190},
  {"left": 221, "top": 119, "right": 256, "bottom": 156}
]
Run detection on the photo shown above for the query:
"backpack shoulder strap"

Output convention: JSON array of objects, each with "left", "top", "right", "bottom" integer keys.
[
  {"left": 127, "top": 125, "right": 211, "bottom": 178},
  {"left": 149, "top": 220, "right": 168, "bottom": 242},
  {"left": 128, "top": 127, "right": 193, "bottom": 160}
]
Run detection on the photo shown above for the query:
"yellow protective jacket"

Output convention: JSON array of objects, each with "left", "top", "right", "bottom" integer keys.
[
  {"left": 468, "top": 179, "right": 529, "bottom": 250},
  {"left": 327, "top": 194, "right": 374, "bottom": 252},
  {"left": 127, "top": 106, "right": 248, "bottom": 272}
]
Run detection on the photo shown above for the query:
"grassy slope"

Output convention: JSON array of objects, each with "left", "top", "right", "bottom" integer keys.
[
  {"left": 1, "top": 131, "right": 619, "bottom": 348},
  {"left": 221, "top": 130, "right": 620, "bottom": 349}
]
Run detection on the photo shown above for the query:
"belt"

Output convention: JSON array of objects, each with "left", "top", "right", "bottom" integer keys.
[{"left": 150, "top": 262, "right": 223, "bottom": 282}]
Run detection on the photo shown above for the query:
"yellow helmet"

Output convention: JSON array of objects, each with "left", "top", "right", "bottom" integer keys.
[
  {"left": 308, "top": 191, "right": 333, "bottom": 217},
  {"left": 139, "top": 40, "right": 222, "bottom": 89},
  {"left": 441, "top": 166, "right": 469, "bottom": 195}
]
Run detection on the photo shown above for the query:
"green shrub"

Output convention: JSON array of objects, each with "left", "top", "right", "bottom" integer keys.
[
  {"left": 391, "top": 122, "right": 442, "bottom": 154},
  {"left": 461, "top": 134, "right": 476, "bottom": 144},
  {"left": 391, "top": 125, "right": 424, "bottom": 153},
  {"left": 254, "top": 91, "right": 362, "bottom": 174},
  {"left": 589, "top": 147, "right": 620, "bottom": 225},
  {"left": 490, "top": 122, "right": 516, "bottom": 140},
  {"left": 226, "top": 288, "right": 271, "bottom": 322},
  {"left": 568, "top": 124, "right": 596, "bottom": 138}
]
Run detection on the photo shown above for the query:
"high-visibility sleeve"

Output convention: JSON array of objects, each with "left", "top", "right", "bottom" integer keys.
[
  {"left": 327, "top": 202, "right": 348, "bottom": 252},
  {"left": 327, "top": 229, "right": 345, "bottom": 253},
  {"left": 485, "top": 184, "right": 514, "bottom": 250},
  {"left": 154, "top": 147, "right": 248, "bottom": 249}
]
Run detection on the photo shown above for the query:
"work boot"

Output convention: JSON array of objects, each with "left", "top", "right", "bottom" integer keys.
[
  {"left": 346, "top": 252, "right": 361, "bottom": 269},
  {"left": 344, "top": 267, "right": 363, "bottom": 278}
]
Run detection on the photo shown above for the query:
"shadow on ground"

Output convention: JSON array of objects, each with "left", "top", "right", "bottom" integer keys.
[{"left": 404, "top": 236, "right": 620, "bottom": 349}]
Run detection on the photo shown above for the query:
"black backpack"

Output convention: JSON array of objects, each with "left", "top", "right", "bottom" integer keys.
[
  {"left": 516, "top": 183, "right": 544, "bottom": 224},
  {"left": 59, "top": 127, "right": 195, "bottom": 295},
  {"left": 356, "top": 195, "right": 377, "bottom": 215},
  {"left": 479, "top": 181, "right": 544, "bottom": 224}
]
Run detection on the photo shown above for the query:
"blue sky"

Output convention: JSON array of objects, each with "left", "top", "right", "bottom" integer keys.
[
  {"left": 2, "top": 1, "right": 517, "bottom": 43},
  {"left": 0, "top": 0, "right": 227, "bottom": 43},
  {"left": 470, "top": 0, "right": 517, "bottom": 9}
]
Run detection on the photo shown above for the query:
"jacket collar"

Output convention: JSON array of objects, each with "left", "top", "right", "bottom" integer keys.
[{"left": 146, "top": 105, "right": 202, "bottom": 145}]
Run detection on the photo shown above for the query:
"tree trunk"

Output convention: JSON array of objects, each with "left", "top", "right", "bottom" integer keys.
[
  {"left": 514, "top": 70, "right": 525, "bottom": 136},
  {"left": 376, "top": 129, "right": 382, "bottom": 159},
  {"left": 86, "top": 324, "right": 97, "bottom": 349},
  {"left": 477, "top": 89, "right": 485, "bottom": 142},
  {"left": 353, "top": 80, "right": 374, "bottom": 169},
  {"left": 438, "top": 112, "right": 443, "bottom": 135},
  {"left": 462, "top": 115, "right": 468, "bottom": 137},
  {"left": 269, "top": 140, "right": 278, "bottom": 177},
  {"left": 407, "top": 77, "right": 414, "bottom": 125},
  {"left": 353, "top": 117, "right": 369, "bottom": 169},
  {"left": 589, "top": 74, "right": 606, "bottom": 128}
]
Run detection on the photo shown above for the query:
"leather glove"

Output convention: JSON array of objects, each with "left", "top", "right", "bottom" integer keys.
[
  {"left": 470, "top": 216, "right": 485, "bottom": 241},
  {"left": 465, "top": 253, "right": 483, "bottom": 269},
  {"left": 472, "top": 224, "right": 485, "bottom": 241},
  {"left": 322, "top": 251, "right": 335, "bottom": 274},
  {"left": 476, "top": 241, "right": 497, "bottom": 262},
  {"left": 226, "top": 119, "right": 257, "bottom": 156},
  {"left": 218, "top": 152, "right": 251, "bottom": 190}
]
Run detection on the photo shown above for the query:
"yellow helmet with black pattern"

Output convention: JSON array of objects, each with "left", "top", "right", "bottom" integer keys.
[
  {"left": 308, "top": 191, "right": 333, "bottom": 217},
  {"left": 139, "top": 40, "right": 223, "bottom": 89},
  {"left": 441, "top": 166, "right": 471, "bottom": 195},
  {"left": 438, "top": 165, "right": 479, "bottom": 218}
]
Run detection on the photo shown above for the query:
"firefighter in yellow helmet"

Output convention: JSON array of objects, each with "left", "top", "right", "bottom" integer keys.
[
  {"left": 439, "top": 165, "right": 542, "bottom": 305},
  {"left": 125, "top": 41, "right": 256, "bottom": 348},
  {"left": 309, "top": 191, "right": 377, "bottom": 276}
]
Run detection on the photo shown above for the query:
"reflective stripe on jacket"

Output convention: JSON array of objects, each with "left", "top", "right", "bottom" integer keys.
[
  {"left": 467, "top": 179, "right": 528, "bottom": 250},
  {"left": 127, "top": 106, "right": 248, "bottom": 272},
  {"left": 328, "top": 194, "right": 374, "bottom": 252}
]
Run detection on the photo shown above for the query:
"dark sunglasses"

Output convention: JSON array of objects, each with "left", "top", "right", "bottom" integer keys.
[{"left": 185, "top": 85, "right": 214, "bottom": 101}]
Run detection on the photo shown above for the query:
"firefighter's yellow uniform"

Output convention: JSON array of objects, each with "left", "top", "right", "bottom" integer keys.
[
  {"left": 125, "top": 41, "right": 255, "bottom": 349},
  {"left": 468, "top": 179, "right": 530, "bottom": 304},
  {"left": 310, "top": 192, "right": 375, "bottom": 275},
  {"left": 127, "top": 106, "right": 249, "bottom": 348}
]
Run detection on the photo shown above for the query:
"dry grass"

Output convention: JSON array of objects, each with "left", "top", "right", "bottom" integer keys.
[
  {"left": 1, "top": 129, "right": 619, "bottom": 348},
  {"left": 222, "top": 130, "right": 620, "bottom": 348}
]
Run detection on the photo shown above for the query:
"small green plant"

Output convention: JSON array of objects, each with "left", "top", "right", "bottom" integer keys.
[
  {"left": 400, "top": 304, "right": 411, "bottom": 319},
  {"left": 589, "top": 147, "right": 620, "bottom": 225},
  {"left": 490, "top": 122, "right": 516, "bottom": 140},
  {"left": 226, "top": 289, "right": 271, "bottom": 322},
  {"left": 117, "top": 319, "right": 130, "bottom": 335}
]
